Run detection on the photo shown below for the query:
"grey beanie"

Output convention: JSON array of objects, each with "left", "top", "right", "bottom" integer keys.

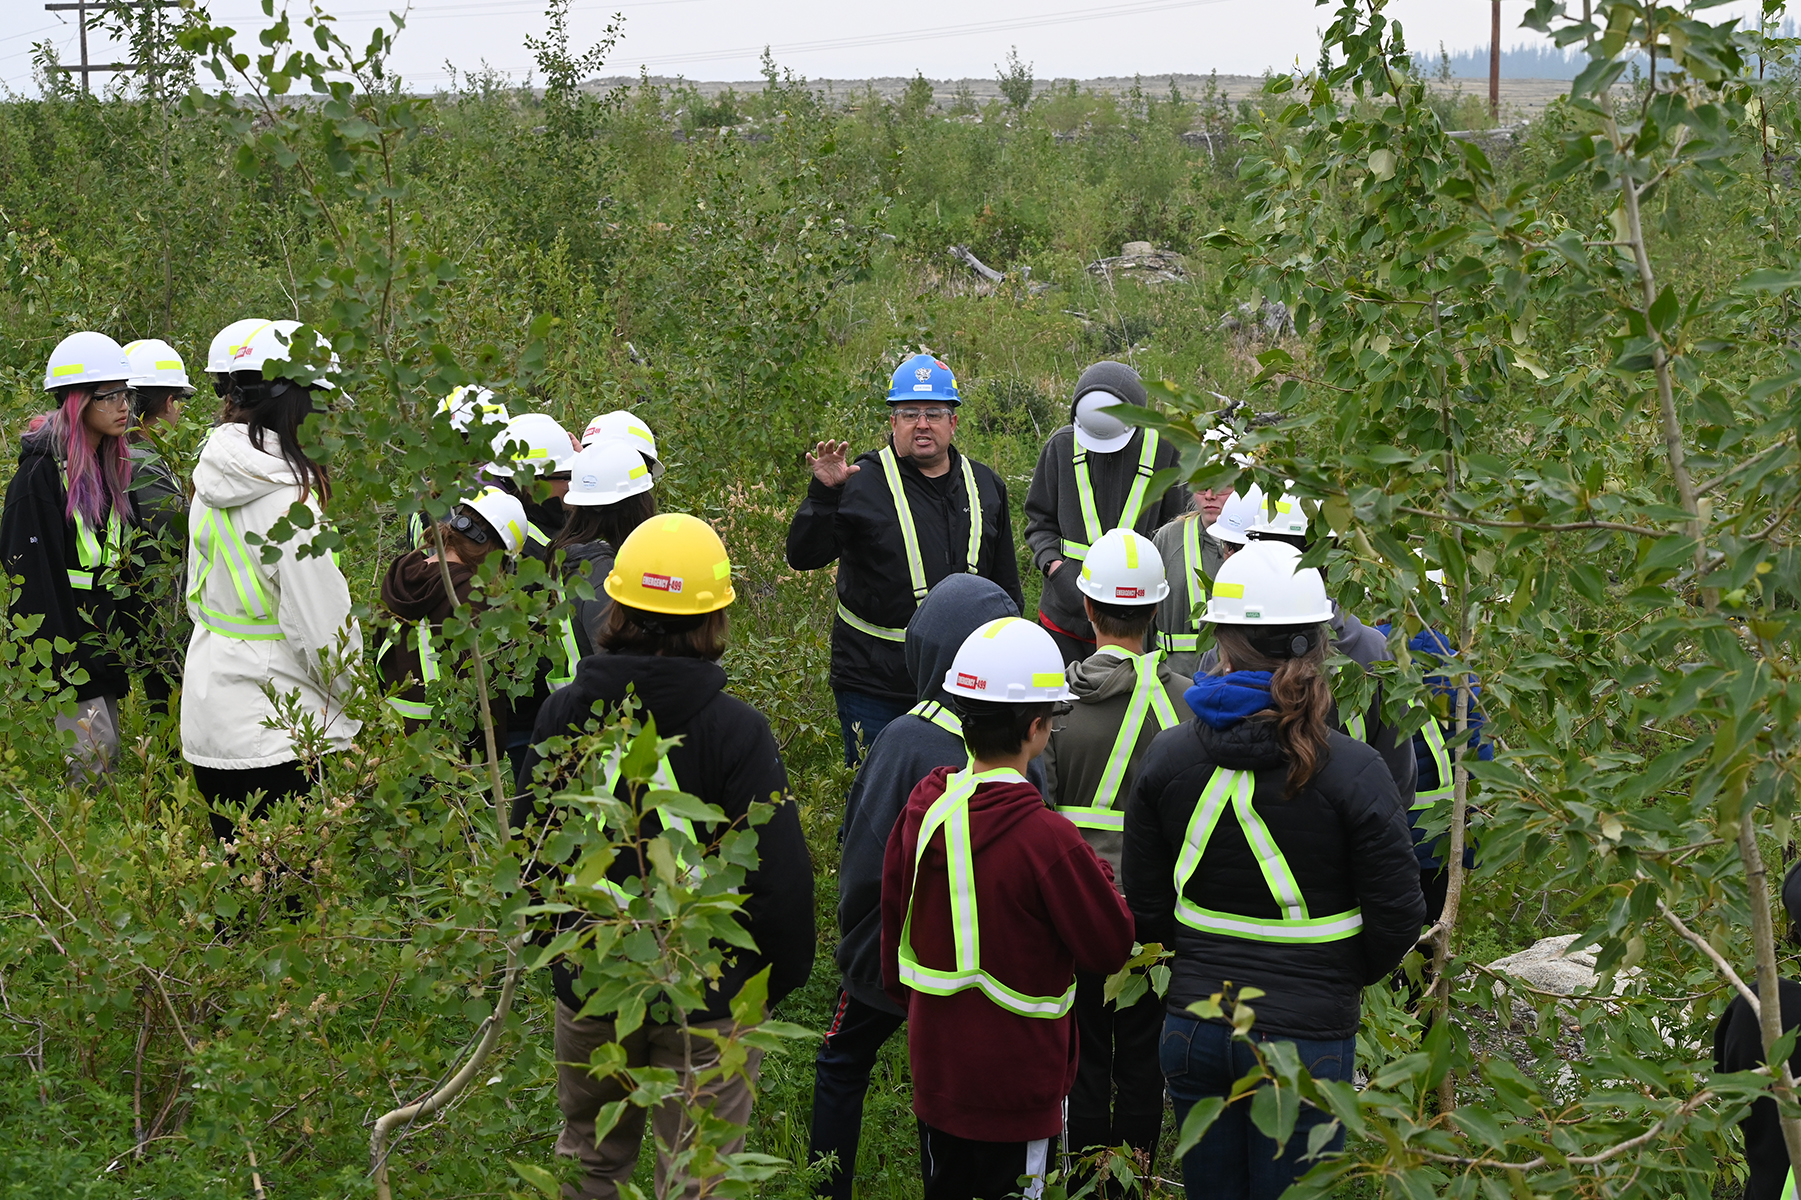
[{"left": 1071, "top": 360, "right": 1147, "bottom": 422}]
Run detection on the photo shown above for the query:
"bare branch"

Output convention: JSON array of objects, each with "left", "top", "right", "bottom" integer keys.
[
  {"left": 1659, "top": 901, "right": 1759, "bottom": 1012},
  {"left": 1396, "top": 506, "right": 1665, "bottom": 539}
]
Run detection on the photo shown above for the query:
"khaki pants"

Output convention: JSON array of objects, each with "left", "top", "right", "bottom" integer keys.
[
  {"left": 554, "top": 1001, "right": 762, "bottom": 1200},
  {"left": 55, "top": 695, "right": 119, "bottom": 784}
]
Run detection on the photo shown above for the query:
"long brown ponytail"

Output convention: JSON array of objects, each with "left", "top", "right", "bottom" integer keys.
[{"left": 1213, "top": 624, "right": 1333, "bottom": 796}]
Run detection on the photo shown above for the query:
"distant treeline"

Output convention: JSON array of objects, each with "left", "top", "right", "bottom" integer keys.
[{"left": 1415, "top": 17, "right": 1796, "bottom": 80}]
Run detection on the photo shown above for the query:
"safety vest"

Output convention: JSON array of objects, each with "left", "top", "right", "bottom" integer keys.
[
  {"left": 548, "top": 615, "right": 581, "bottom": 690},
  {"left": 67, "top": 507, "right": 123, "bottom": 591},
  {"left": 1158, "top": 515, "right": 1209, "bottom": 655},
  {"left": 897, "top": 766, "right": 1078, "bottom": 1018},
  {"left": 1344, "top": 711, "right": 1366, "bottom": 742},
  {"left": 379, "top": 620, "right": 442, "bottom": 721},
  {"left": 1172, "top": 766, "right": 1363, "bottom": 943},
  {"left": 1056, "top": 649, "right": 1180, "bottom": 831},
  {"left": 1062, "top": 428, "right": 1161, "bottom": 561},
  {"left": 836, "top": 446, "right": 983, "bottom": 643},
  {"left": 1783, "top": 1168, "right": 1796, "bottom": 1200},
  {"left": 188, "top": 504, "right": 285, "bottom": 641},
  {"left": 574, "top": 749, "right": 706, "bottom": 906},
  {"left": 1414, "top": 716, "right": 1454, "bottom": 811},
  {"left": 907, "top": 699, "right": 963, "bottom": 738}
]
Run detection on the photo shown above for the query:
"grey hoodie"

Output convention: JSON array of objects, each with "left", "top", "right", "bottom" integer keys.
[
  {"left": 1024, "top": 362, "right": 1188, "bottom": 643},
  {"left": 834, "top": 574, "right": 1026, "bottom": 1015},
  {"left": 1042, "top": 647, "right": 1189, "bottom": 883},
  {"left": 1151, "top": 510, "right": 1225, "bottom": 681}
]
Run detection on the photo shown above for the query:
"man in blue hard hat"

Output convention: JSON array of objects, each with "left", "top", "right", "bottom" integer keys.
[{"left": 787, "top": 353, "right": 1024, "bottom": 764}]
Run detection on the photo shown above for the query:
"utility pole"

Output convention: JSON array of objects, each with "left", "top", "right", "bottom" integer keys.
[
  {"left": 1489, "top": 0, "right": 1502, "bottom": 121},
  {"left": 43, "top": 0, "right": 179, "bottom": 94}
]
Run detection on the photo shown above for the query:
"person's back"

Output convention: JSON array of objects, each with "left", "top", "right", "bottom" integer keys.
[{"left": 1714, "top": 861, "right": 1801, "bottom": 1200}]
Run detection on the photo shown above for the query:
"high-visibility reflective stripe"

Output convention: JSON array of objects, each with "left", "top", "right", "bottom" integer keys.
[
  {"left": 418, "top": 622, "right": 441, "bottom": 684},
  {"left": 837, "top": 602, "right": 906, "bottom": 642},
  {"left": 1344, "top": 712, "right": 1367, "bottom": 742},
  {"left": 908, "top": 699, "right": 963, "bottom": 739},
  {"left": 67, "top": 570, "right": 94, "bottom": 588},
  {"left": 526, "top": 522, "right": 549, "bottom": 546},
  {"left": 837, "top": 450, "right": 984, "bottom": 643},
  {"left": 1414, "top": 715, "right": 1454, "bottom": 810},
  {"left": 1066, "top": 429, "right": 1161, "bottom": 561},
  {"left": 1158, "top": 515, "right": 1208, "bottom": 654},
  {"left": 380, "top": 621, "right": 443, "bottom": 721},
  {"left": 407, "top": 510, "right": 426, "bottom": 550},
  {"left": 595, "top": 750, "right": 707, "bottom": 882},
  {"left": 188, "top": 505, "right": 286, "bottom": 641},
  {"left": 1782, "top": 1168, "right": 1796, "bottom": 1200},
  {"left": 1172, "top": 766, "right": 1363, "bottom": 943},
  {"left": 387, "top": 696, "right": 434, "bottom": 719},
  {"left": 899, "top": 766, "right": 1077, "bottom": 1018},
  {"left": 549, "top": 615, "right": 579, "bottom": 690},
  {"left": 1159, "top": 632, "right": 1202, "bottom": 653},
  {"left": 1058, "top": 648, "right": 1179, "bottom": 830},
  {"left": 67, "top": 504, "right": 123, "bottom": 590}
]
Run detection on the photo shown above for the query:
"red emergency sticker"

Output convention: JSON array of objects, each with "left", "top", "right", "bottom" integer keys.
[
  {"left": 1115, "top": 586, "right": 1145, "bottom": 599},
  {"left": 957, "top": 672, "right": 985, "bottom": 691},
  {"left": 642, "top": 573, "right": 684, "bottom": 593}
]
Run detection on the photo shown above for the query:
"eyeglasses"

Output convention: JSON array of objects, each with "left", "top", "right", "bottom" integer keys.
[
  {"left": 90, "top": 388, "right": 130, "bottom": 410},
  {"left": 891, "top": 407, "right": 954, "bottom": 424}
]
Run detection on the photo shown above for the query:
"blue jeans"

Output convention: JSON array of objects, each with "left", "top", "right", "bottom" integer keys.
[
  {"left": 834, "top": 689, "right": 910, "bottom": 767},
  {"left": 1160, "top": 1012, "right": 1353, "bottom": 1200}
]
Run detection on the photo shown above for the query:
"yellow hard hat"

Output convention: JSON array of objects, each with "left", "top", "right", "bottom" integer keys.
[{"left": 603, "top": 513, "right": 736, "bottom": 615}]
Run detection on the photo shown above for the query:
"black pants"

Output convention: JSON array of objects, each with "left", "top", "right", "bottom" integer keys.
[
  {"left": 1067, "top": 970, "right": 1166, "bottom": 1167},
  {"left": 919, "top": 1122, "right": 1056, "bottom": 1200},
  {"left": 808, "top": 987, "right": 906, "bottom": 1200},
  {"left": 191, "top": 761, "right": 313, "bottom": 842}
]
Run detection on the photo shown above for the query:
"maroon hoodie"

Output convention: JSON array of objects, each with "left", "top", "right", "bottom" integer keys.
[{"left": 881, "top": 765, "right": 1135, "bottom": 1141}]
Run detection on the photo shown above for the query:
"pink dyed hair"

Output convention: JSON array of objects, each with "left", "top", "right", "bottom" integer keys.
[{"left": 26, "top": 389, "right": 133, "bottom": 529}]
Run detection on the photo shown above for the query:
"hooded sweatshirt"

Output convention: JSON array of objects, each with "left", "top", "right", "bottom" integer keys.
[
  {"left": 378, "top": 549, "right": 479, "bottom": 735},
  {"left": 1, "top": 426, "right": 140, "bottom": 702},
  {"left": 515, "top": 653, "right": 815, "bottom": 1021},
  {"left": 835, "top": 574, "right": 1024, "bottom": 1016},
  {"left": 1024, "top": 362, "right": 1188, "bottom": 644},
  {"left": 181, "top": 423, "right": 362, "bottom": 768},
  {"left": 1042, "top": 646, "right": 1189, "bottom": 881},
  {"left": 881, "top": 765, "right": 1135, "bottom": 1141},
  {"left": 1122, "top": 675, "right": 1426, "bottom": 1039},
  {"left": 1150, "top": 510, "right": 1225, "bottom": 681},
  {"left": 786, "top": 439, "right": 1022, "bottom": 702}
]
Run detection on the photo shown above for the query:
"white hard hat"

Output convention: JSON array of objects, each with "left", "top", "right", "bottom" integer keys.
[
  {"left": 123, "top": 338, "right": 194, "bottom": 393},
  {"left": 1246, "top": 493, "right": 1310, "bottom": 540},
  {"left": 943, "top": 617, "right": 1077, "bottom": 703},
  {"left": 1203, "top": 541, "right": 1334, "bottom": 626},
  {"left": 205, "top": 319, "right": 273, "bottom": 374},
  {"left": 580, "top": 410, "right": 664, "bottom": 478},
  {"left": 437, "top": 385, "right": 510, "bottom": 434},
  {"left": 486, "top": 412, "right": 578, "bottom": 477},
  {"left": 458, "top": 486, "right": 529, "bottom": 556},
  {"left": 1072, "top": 390, "right": 1135, "bottom": 453},
  {"left": 44, "top": 331, "right": 132, "bottom": 392},
  {"left": 1076, "top": 528, "right": 1169, "bottom": 603},
  {"left": 1206, "top": 483, "right": 1267, "bottom": 547},
  {"left": 232, "top": 319, "right": 340, "bottom": 389},
  {"left": 565, "top": 438, "right": 655, "bottom": 508}
]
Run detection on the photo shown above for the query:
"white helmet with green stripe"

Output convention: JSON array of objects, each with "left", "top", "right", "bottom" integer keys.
[
  {"left": 43, "top": 330, "right": 132, "bottom": 392},
  {"left": 565, "top": 438, "right": 654, "bottom": 507},
  {"left": 1202, "top": 541, "right": 1333, "bottom": 626},
  {"left": 123, "top": 338, "right": 194, "bottom": 393},
  {"left": 486, "top": 412, "right": 578, "bottom": 477},
  {"left": 943, "top": 617, "right": 1076, "bottom": 703},
  {"left": 1076, "top": 528, "right": 1169, "bottom": 603}
]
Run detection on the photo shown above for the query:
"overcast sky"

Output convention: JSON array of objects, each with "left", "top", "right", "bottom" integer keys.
[{"left": 0, "top": 0, "right": 1774, "bottom": 96}]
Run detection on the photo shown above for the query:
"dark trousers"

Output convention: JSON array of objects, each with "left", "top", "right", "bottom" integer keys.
[
  {"left": 1067, "top": 971, "right": 1165, "bottom": 1165},
  {"left": 1160, "top": 1012, "right": 1353, "bottom": 1200},
  {"left": 918, "top": 1122, "right": 1055, "bottom": 1200},
  {"left": 808, "top": 987, "right": 906, "bottom": 1200},
  {"left": 1035, "top": 613, "right": 1094, "bottom": 667},
  {"left": 191, "top": 760, "right": 313, "bottom": 842},
  {"left": 833, "top": 689, "right": 909, "bottom": 767}
]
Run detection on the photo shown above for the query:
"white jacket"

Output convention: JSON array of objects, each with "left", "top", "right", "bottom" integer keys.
[{"left": 181, "top": 424, "right": 363, "bottom": 769}]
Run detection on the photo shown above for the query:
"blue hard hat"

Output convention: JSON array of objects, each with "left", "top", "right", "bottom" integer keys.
[{"left": 887, "top": 353, "right": 961, "bottom": 405}]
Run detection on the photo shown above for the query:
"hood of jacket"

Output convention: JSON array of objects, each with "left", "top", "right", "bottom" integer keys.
[
  {"left": 904, "top": 574, "right": 1021, "bottom": 705},
  {"left": 18, "top": 421, "right": 63, "bottom": 466},
  {"left": 563, "top": 652, "right": 726, "bottom": 732},
  {"left": 1069, "top": 359, "right": 1148, "bottom": 423},
  {"left": 1192, "top": 709, "right": 1288, "bottom": 773},
  {"left": 192, "top": 423, "right": 305, "bottom": 510},
  {"left": 382, "top": 549, "right": 472, "bottom": 622},
  {"left": 1067, "top": 647, "right": 1156, "bottom": 705}
]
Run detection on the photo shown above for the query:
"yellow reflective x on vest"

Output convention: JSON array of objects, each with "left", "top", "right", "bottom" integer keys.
[
  {"left": 574, "top": 749, "right": 707, "bottom": 905},
  {"left": 898, "top": 766, "right": 1078, "bottom": 1018},
  {"left": 188, "top": 504, "right": 286, "bottom": 641},
  {"left": 1159, "top": 515, "right": 1209, "bottom": 655},
  {"left": 1414, "top": 715, "right": 1454, "bottom": 811},
  {"left": 1172, "top": 767, "right": 1363, "bottom": 943},
  {"left": 1063, "top": 429, "right": 1161, "bottom": 561},
  {"left": 837, "top": 447, "right": 984, "bottom": 644},
  {"left": 381, "top": 620, "right": 441, "bottom": 721},
  {"left": 549, "top": 615, "right": 580, "bottom": 690},
  {"left": 908, "top": 699, "right": 963, "bottom": 739},
  {"left": 67, "top": 507, "right": 123, "bottom": 591},
  {"left": 1057, "top": 650, "right": 1179, "bottom": 831}
]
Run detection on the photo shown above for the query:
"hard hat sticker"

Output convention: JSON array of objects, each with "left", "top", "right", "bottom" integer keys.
[
  {"left": 957, "top": 672, "right": 985, "bottom": 691},
  {"left": 1114, "top": 586, "right": 1145, "bottom": 599},
  {"left": 642, "top": 573, "right": 684, "bottom": 593},
  {"left": 915, "top": 367, "right": 933, "bottom": 381}
]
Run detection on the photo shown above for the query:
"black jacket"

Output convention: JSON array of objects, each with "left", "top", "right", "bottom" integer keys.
[
  {"left": 514, "top": 654, "right": 816, "bottom": 1021},
  {"left": 1, "top": 430, "right": 139, "bottom": 701},
  {"left": 1714, "top": 979, "right": 1801, "bottom": 1200},
  {"left": 835, "top": 574, "right": 1027, "bottom": 1016},
  {"left": 1122, "top": 715, "right": 1425, "bottom": 1039},
  {"left": 786, "top": 440, "right": 1022, "bottom": 703},
  {"left": 1024, "top": 425, "right": 1187, "bottom": 642},
  {"left": 557, "top": 539, "right": 616, "bottom": 661}
]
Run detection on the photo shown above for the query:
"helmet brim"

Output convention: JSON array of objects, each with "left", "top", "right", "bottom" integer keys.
[{"left": 1073, "top": 423, "right": 1135, "bottom": 453}]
